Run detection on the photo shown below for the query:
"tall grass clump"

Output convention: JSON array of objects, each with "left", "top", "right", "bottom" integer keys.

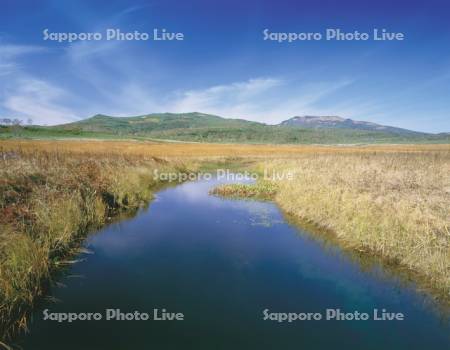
[{"left": 211, "top": 181, "right": 278, "bottom": 200}]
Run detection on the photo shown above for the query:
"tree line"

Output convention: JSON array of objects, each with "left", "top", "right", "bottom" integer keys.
[{"left": 0, "top": 118, "right": 33, "bottom": 126}]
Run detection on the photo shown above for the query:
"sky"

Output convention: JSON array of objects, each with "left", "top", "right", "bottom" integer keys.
[{"left": 0, "top": 0, "right": 449, "bottom": 132}]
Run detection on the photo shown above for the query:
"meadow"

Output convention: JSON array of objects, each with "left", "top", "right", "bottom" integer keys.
[{"left": 0, "top": 139, "right": 449, "bottom": 340}]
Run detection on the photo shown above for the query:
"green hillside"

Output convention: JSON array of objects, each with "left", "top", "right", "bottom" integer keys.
[
  {"left": 1, "top": 112, "right": 449, "bottom": 144},
  {"left": 60, "top": 113, "right": 260, "bottom": 134}
]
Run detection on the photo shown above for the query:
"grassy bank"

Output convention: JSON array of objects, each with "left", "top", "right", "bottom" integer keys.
[
  {"left": 213, "top": 151, "right": 450, "bottom": 299},
  {"left": 0, "top": 144, "right": 196, "bottom": 340}
]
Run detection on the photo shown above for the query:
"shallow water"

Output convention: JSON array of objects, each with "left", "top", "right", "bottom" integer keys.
[{"left": 18, "top": 178, "right": 449, "bottom": 349}]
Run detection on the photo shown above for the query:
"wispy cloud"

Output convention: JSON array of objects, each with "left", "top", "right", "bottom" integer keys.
[
  {"left": 165, "top": 78, "right": 353, "bottom": 123},
  {"left": 66, "top": 40, "right": 119, "bottom": 61},
  {"left": 170, "top": 78, "right": 282, "bottom": 116},
  {"left": 0, "top": 43, "right": 78, "bottom": 124},
  {"left": 85, "top": 77, "right": 353, "bottom": 124},
  {"left": 117, "top": 4, "right": 153, "bottom": 17},
  {"left": 0, "top": 44, "right": 47, "bottom": 58},
  {"left": 3, "top": 78, "right": 78, "bottom": 125},
  {"left": 0, "top": 62, "right": 17, "bottom": 76},
  {"left": 0, "top": 44, "right": 47, "bottom": 76}
]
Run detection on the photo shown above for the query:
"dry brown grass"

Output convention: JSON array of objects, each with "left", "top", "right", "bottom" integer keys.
[
  {"left": 254, "top": 152, "right": 450, "bottom": 295},
  {"left": 1, "top": 139, "right": 449, "bottom": 158}
]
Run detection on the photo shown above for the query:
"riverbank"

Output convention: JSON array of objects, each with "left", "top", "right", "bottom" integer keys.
[
  {"left": 212, "top": 151, "right": 450, "bottom": 301},
  {"left": 0, "top": 144, "right": 197, "bottom": 340}
]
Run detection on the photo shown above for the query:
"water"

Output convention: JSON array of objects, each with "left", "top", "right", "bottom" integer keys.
[{"left": 18, "top": 178, "right": 449, "bottom": 349}]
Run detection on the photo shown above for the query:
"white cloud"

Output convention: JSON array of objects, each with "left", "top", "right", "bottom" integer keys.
[
  {"left": 165, "top": 78, "right": 353, "bottom": 124},
  {"left": 170, "top": 78, "right": 281, "bottom": 116},
  {"left": 0, "top": 44, "right": 47, "bottom": 76},
  {"left": 0, "top": 43, "right": 79, "bottom": 124},
  {"left": 3, "top": 78, "right": 78, "bottom": 125}
]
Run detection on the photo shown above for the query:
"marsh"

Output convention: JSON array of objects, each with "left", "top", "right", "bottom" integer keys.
[{"left": 16, "top": 177, "right": 449, "bottom": 349}]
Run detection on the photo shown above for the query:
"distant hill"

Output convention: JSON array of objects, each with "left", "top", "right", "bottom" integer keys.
[
  {"left": 1, "top": 112, "right": 448, "bottom": 144},
  {"left": 60, "top": 112, "right": 260, "bottom": 134},
  {"left": 280, "top": 116, "right": 423, "bottom": 135}
]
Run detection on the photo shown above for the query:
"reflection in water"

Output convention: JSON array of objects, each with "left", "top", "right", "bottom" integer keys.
[{"left": 18, "top": 178, "right": 450, "bottom": 349}]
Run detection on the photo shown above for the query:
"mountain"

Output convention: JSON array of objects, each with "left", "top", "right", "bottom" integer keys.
[
  {"left": 280, "top": 116, "right": 423, "bottom": 135},
  {"left": 62, "top": 112, "right": 261, "bottom": 133},
  {"left": 1, "top": 112, "right": 448, "bottom": 144}
]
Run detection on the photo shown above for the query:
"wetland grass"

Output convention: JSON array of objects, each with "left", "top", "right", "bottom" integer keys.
[
  {"left": 0, "top": 143, "right": 196, "bottom": 340},
  {"left": 1, "top": 139, "right": 449, "bottom": 341},
  {"left": 212, "top": 151, "right": 450, "bottom": 299}
]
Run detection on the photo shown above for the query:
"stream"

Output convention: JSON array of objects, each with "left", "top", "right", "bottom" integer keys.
[{"left": 18, "top": 177, "right": 450, "bottom": 349}]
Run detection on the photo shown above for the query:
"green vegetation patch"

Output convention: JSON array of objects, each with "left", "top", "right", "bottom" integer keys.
[{"left": 211, "top": 181, "right": 278, "bottom": 201}]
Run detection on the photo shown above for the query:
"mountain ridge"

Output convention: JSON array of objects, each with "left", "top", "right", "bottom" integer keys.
[
  {"left": 2, "top": 112, "right": 448, "bottom": 144},
  {"left": 66, "top": 112, "right": 431, "bottom": 135},
  {"left": 280, "top": 116, "right": 424, "bottom": 135}
]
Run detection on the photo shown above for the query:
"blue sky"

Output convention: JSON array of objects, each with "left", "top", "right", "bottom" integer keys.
[{"left": 0, "top": 0, "right": 449, "bottom": 132}]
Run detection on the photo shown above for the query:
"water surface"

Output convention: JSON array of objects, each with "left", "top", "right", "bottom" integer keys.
[{"left": 19, "top": 178, "right": 449, "bottom": 349}]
